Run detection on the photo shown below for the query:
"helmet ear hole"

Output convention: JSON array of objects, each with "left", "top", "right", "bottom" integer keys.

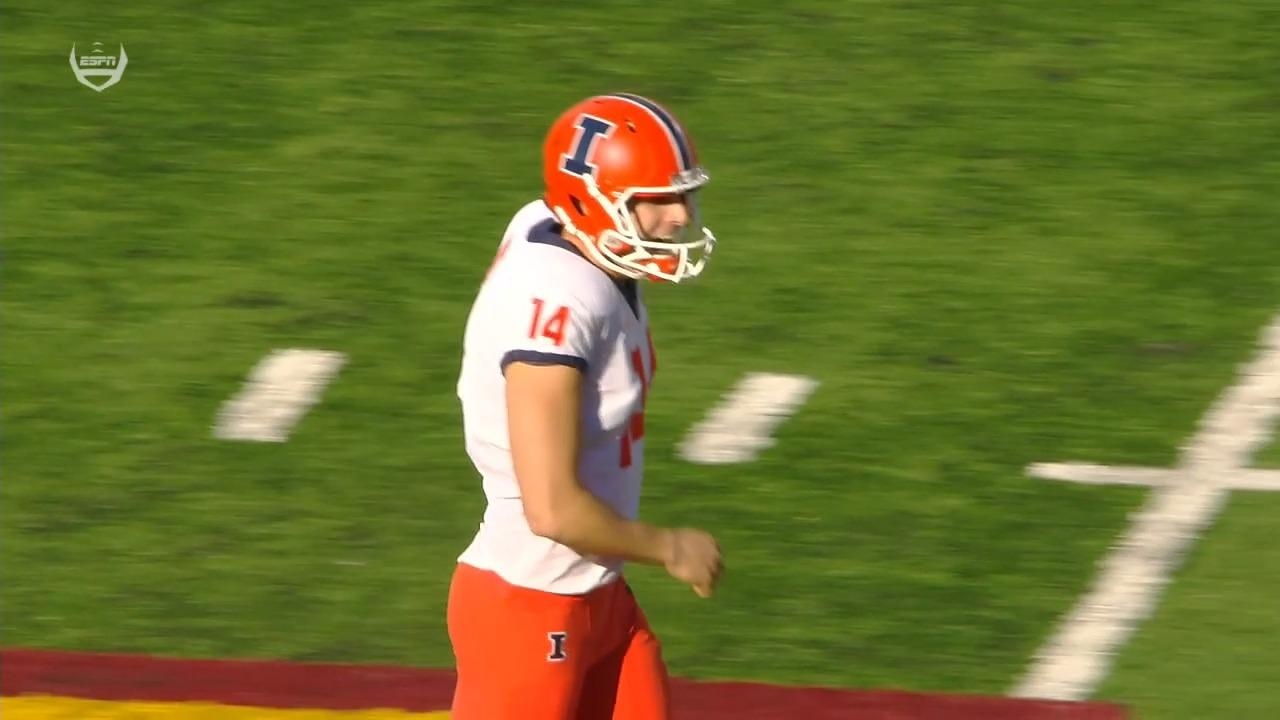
[{"left": 570, "top": 195, "right": 586, "bottom": 216}]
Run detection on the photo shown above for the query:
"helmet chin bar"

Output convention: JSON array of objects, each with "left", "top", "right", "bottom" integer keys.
[{"left": 552, "top": 173, "right": 716, "bottom": 283}]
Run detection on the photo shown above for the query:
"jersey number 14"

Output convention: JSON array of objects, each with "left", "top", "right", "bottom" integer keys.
[
  {"left": 528, "top": 298, "right": 570, "bottom": 346},
  {"left": 527, "top": 298, "right": 656, "bottom": 469}
]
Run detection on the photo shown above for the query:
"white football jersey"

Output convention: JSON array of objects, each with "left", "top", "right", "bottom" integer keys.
[{"left": 455, "top": 199, "right": 657, "bottom": 594}]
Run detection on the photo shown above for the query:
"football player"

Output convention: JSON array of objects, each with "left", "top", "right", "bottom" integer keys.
[{"left": 448, "top": 93, "right": 724, "bottom": 719}]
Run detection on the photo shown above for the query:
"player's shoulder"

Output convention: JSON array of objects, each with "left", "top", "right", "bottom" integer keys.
[{"left": 493, "top": 200, "right": 619, "bottom": 308}]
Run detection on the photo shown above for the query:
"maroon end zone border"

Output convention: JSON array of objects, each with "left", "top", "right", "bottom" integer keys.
[{"left": 0, "top": 648, "right": 1128, "bottom": 719}]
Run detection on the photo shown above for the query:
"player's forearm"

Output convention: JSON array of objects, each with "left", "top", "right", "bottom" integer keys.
[{"left": 532, "top": 485, "right": 672, "bottom": 567}]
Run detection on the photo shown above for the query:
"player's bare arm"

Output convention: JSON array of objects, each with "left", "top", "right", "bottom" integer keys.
[{"left": 505, "top": 360, "right": 724, "bottom": 596}]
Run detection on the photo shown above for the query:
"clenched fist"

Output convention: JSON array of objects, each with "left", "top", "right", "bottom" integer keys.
[{"left": 662, "top": 528, "right": 724, "bottom": 598}]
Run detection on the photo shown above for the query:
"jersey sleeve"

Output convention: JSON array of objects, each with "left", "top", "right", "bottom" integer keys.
[{"left": 498, "top": 285, "right": 601, "bottom": 375}]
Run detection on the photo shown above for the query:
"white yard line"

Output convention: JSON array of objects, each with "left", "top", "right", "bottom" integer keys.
[
  {"left": 678, "top": 372, "right": 819, "bottom": 464},
  {"left": 1225, "top": 469, "right": 1280, "bottom": 491},
  {"left": 213, "top": 349, "right": 347, "bottom": 443},
  {"left": 1012, "top": 312, "right": 1280, "bottom": 701},
  {"left": 1027, "top": 463, "right": 1184, "bottom": 487},
  {"left": 1030, "top": 463, "right": 1280, "bottom": 491}
]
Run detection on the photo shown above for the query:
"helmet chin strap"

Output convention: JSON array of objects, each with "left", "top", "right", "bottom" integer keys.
[{"left": 550, "top": 204, "right": 648, "bottom": 281}]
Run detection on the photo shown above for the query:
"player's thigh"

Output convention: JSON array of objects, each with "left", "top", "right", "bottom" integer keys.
[
  {"left": 577, "top": 616, "right": 671, "bottom": 720},
  {"left": 448, "top": 564, "right": 592, "bottom": 720},
  {"left": 609, "top": 623, "right": 671, "bottom": 720}
]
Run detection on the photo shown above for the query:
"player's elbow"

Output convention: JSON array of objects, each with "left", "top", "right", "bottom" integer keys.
[
  {"left": 523, "top": 499, "right": 567, "bottom": 541},
  {"left": 523, "top": 483, "right": 586, "bottom": 544}
]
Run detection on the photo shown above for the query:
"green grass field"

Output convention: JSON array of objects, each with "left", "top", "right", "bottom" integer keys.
[
  {"left": 1100, "top": 493, "right": 1280, "bottom": 718},
  {"left": 4, "top": 2, "right": 1279, "bottom": 718}
]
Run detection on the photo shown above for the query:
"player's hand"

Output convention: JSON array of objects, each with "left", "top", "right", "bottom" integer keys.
[{"left": 663, "top": 528, "right": 724, "bottom": 598}]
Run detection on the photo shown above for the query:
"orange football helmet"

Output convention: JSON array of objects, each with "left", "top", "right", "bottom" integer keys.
[{"left": 542, "top": 93, "right": 715, "bottom": 283}]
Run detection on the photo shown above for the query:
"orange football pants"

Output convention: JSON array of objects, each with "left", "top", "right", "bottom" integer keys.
[{"left": 447, "top": 562, "right": 670, "bottom": 720}]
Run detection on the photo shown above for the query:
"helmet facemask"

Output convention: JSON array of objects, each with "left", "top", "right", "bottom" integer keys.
[{"left": 552, "top": 169, "right": 716, "bottom": 283}]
